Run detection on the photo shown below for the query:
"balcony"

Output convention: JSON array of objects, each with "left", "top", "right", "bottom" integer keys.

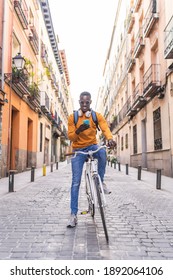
[
  {"left": 134, "top": 0, "right": 142, "bottom": 12},
  {"left": 110, "top": 98, "right": 131, "bottom": 131},
  {"left": 126, "top": 9, "right": 135, "bottom": 34},
  {"left": 126, "top": 96, "right": 137, "bottom": 117},
  {"left": 164, "top": 16, "right": 173, "bottom": 59},
  {"left": 5, "top": 67, "right": 30, "bottom": 97},
  {"left": 133, "top": 28, "right": 145, "bottom": 58},
  {"left": 58, "top": 92, "right": 63, "bottom": 103},
  {"left": 5, "top": 68, "right": 41, "bottom": 107},
  {"left": 126, "top": 50, "right": 135, "bottom": 73},
  {"left": 14, "top": 0, "right": 28, "bottom": 29},
  {"left": 143, "top": 64, "right": 161, "bottom": 98},
  {"left": 143, "top": 0, "right": 159, "bottom": 38},
  {"left": 40, "top": 91, "right": 50, "bottom": 113},
  {"left": 41, "top": 42, "right": 49, "bottom": 67},
  {"left": 131, "top": 83, "right": 147, "bottom": 110},
  {"left": 28, "top": 25, "right": 39, "bottom": 55},
  {"left": 27, "top": 83, "right": 40, "bottom": 107}
]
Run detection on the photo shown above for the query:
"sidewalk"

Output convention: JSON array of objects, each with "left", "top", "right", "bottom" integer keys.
[
  {"left": 112, "top": 163, "right": 173, "bottom": 192},
  {"left": 0, "top": 161, "right": 173, "bottom": 198},
  {"left": 0, "top": 161, "right": 67, "bottom": 198}
]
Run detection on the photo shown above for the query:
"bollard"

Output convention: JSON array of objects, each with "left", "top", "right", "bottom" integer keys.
[
  {"left": 56, "top": 161, "right": 58, "bottom": 170},
  {"left": 31, "top": 166, "right": 35, "bottom": 182},
  {"left": 43, "top": 164, "right": 46, "bottom": 176},
  {"left": 9, "top": 170, "right": 16, "bottom": 192},
  {"left": 156, "top": 169, "right": 162, "bottom": 189},
  {"left": 126, "top": 164, "right": 129, "bottom": 175},
  {"left": 111, "top": 161, "right": 113, "bottom": 167},
  {"left": 114, "top": 162, "right": 116, "bottom": 169},
  {"left": 118, "top": 162, "right": 121, "bottom": 171},
  {"left": 50, "top": 162, "right": 53, "bottom": 172},
  {"left": 137, "top": 165, "right": 142, "bottom": 180}
]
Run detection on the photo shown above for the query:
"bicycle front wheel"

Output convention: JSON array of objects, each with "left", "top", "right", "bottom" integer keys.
[
  {"left": 85, "top": 170, "right": 95, "bottom": 217},
  {"left": 93, "top": 175, "right": 109, "bottom": 243}
]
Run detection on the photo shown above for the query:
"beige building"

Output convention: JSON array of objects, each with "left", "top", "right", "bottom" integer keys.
[{"left": 96, "top": 0, "right": 173, "bottom": 177}]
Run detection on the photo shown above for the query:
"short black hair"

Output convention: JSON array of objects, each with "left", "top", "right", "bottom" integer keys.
[{"left": 80, "top": 91, "right": 91, "bottom": 99}]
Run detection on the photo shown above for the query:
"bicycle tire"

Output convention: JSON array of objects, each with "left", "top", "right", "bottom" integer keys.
[
  {"left": 85, "top": 170, "right": 95, "bottom": 217},
  {"left": 93, "top": 175, "right": 109, "bottom": 243}
]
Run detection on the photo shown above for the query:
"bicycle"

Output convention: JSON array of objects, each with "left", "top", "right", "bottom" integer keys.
[{"left": 66, "top": 145, "right": 109, "bottom": 243}]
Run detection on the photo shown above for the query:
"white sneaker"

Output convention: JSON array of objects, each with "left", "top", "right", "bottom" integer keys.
[
  {"left": 102, "top": 182, "right": 111, "bottom": 194},
  {"left": 67, "top": 214, "right": 78, "bottom": 228}
]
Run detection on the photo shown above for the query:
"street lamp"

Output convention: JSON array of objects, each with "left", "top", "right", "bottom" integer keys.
[{"left": 12, "top": 52, "right": 25, "bottom": 70}]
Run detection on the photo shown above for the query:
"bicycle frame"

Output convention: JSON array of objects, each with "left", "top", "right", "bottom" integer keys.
[{"left": 85, "top": 155, "right": 107, "bottom": 210}]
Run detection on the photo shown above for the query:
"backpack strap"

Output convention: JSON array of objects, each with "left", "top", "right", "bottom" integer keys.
[
  {"left": 91, "top": 110, "right": 100, "bottom": 131},
  {"left": 73, "top": 110, "right": 100, "bottom": 131},
  {"left": 73, "top": 110, "right": 78, "bottom": 126}
]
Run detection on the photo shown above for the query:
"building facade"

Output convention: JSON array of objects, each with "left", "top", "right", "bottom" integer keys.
[
  {"left": 0, "top": 0, "right": 73, "bottom": 178},
  {"left": 96, "top": 0, "right": 173, "bottom": 177}
]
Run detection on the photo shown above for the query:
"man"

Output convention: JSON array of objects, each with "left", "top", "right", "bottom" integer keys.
[{"left": 67, "top": 91, "right": 116, "bottom": 227}]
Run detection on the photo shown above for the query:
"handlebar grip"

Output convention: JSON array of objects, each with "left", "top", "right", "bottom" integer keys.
[{"left": 65, "top": 152, "right": 75, "bottom": 156}]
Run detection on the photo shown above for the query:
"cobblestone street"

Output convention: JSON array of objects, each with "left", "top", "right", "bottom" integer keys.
[{"left": 0, "top": 162, "right": 173, "bottom": 260}]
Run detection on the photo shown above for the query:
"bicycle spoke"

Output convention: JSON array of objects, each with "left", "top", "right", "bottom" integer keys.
[
  {"left": 93, "top": 176, "right": 109, "bottom": 243},
  {"left": 85, "top": 171, "right": 95, "bottom": 217}
]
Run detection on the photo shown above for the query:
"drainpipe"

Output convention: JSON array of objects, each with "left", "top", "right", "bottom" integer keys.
[
  {"left": 2, "top": 0, "right": 6, "bottom": 92},
  {"left": 0, "top": 0, "right": 6, "bottom": 178}
]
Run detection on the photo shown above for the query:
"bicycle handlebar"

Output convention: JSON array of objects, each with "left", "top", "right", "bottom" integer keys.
[{"left": 65, "top": 145, "right": 108, "bottom": 157}]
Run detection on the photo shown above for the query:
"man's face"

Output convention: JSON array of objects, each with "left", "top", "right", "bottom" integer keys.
[{"left": 79, "top": 95, "right": 91, "bottom": 112}]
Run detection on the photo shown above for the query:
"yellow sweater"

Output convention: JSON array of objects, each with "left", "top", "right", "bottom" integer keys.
[{"left": 68, "top": 112, "right": 113, "bottom": 149}]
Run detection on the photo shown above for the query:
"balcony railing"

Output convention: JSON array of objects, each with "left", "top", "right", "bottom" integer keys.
[
  {"left": 5, "top": 68, "right": 41, "bottom": 107},
  {"left": 41, "top": 42, "right": 49, "bottom": 67},
  {"left": 28, "top": 25, "right": 39, "bottom": 55},
  {"left": 110, "top": 98, "right": 131, "bottom": 131},
  {"left": 126, "top": 96, "right": 137, "bottom": 117},
  {"left": 132, "top": 82, "right": 147, "bottom": 110},
  {"left": 143, "top": 64, "right": 161, "bottom": 98},
  {"left": 134, "top": 0, "right": 142, "bottom": 12},
  {"left": 14, "top": 0, "right": 28, "bottom": 29},
  {"left": 126, "top": 9, "right": 135, "bottom": 34},
  {"left": 27, "top": 83, "right": 40, "bottom": 107},
  {"left": 126, "top": 50, "right": 135, "bottom": 73},
  {"left": 133, "top": 28, "right": 145, "bottom": 58},
  {"left": 40, "top": 91, "right": 50, "bottom": 113},
  {"left": 143, "top": 0, "right": 159, "bottom": 38},
  {"left": 164, "top": 16, "right": 173, "bottom": 59}
]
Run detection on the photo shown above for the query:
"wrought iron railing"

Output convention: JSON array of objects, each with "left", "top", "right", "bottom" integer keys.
[
  {"left": 164, "top": 16, "right": 173, "bottom": 59},
  {"left": 143, "top": 64, "right": 160, "bottom": 93},
  {"left": 14, "top": 0, "right": 28, "bottom": 29},
  {"left": 143, "top": 0, "right": 158, "bottom": 37}
]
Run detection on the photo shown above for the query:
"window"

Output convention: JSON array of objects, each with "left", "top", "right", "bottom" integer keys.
[
  {"left": 121, "top": 136, "right": 124, "bottom": 151},
  {"left": 153, "top": 107, "right": 162, "bottom": 150},
  {"left": 12, "top": 33, "right": 21, "bottom": 58},
  {"left": 133, "top": 125, "right": 137, "bottom": 154},
  {"left": 125, "top": 133, "right": 128, "bottom": 149},
  {"left": 40, "top": 123, "right": 43, "bottom": 152}
]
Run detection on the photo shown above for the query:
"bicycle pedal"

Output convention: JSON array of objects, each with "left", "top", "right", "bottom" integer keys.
[{"left": 80, "top": 210, "right": 89, "bottom": 215}]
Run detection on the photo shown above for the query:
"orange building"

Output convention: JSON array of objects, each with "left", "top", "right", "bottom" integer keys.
[{"left": 0, "top": 0, "right": 72, "bottom": 177}]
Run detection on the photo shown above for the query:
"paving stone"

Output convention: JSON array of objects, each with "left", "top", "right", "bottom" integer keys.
[{"left": 0, "top": 163, "right": 173, "bottom": 260}]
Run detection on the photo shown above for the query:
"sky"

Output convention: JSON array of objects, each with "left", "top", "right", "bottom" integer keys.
[{"left": 48, "top": 0, "right": 117, "bottom": 109}]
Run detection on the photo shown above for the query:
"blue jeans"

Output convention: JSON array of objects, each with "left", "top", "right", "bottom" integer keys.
[{"left": 70, "top": 144, "right": 106, "bottom": 215}]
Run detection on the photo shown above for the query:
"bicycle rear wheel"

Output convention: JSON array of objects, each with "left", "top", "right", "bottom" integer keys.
[
  {"left": 85, "top": 170, "right": 95, "bottom": 217},
  {"left": 93, "top": 175, "right": 109, "bottom": 243}
]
